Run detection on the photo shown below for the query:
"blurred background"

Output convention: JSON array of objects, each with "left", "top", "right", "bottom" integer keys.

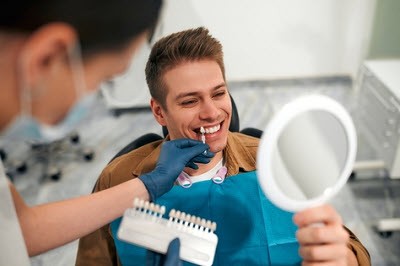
[{"left": 1, "top": 0, "right": 399, "bottom": 265}]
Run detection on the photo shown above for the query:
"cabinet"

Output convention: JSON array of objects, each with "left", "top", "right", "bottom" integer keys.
[{"left": 357, "top": 60, "right": 400, "bottom": 178}]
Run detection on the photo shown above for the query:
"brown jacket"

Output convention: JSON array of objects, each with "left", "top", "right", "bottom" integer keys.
[{"left": 76, "top": 132, "right": 370, "bottom": 266}]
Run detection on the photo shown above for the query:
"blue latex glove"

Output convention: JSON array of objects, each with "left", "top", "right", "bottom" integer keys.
[
  {"left": 139, "top": 138, "right": 214, "bottom": 201},
  {"left": 146, "top": 238, "right": 182, "bottom": 266}
]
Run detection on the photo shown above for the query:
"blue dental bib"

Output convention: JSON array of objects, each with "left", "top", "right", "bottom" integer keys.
[{"left": 111, "top": 171, "right": 301, "bottom": 265}]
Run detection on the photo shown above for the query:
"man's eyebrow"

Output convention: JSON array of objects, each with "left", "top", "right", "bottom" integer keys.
[{"left": 175, "top": 83, "right": 226, "bottom": 100}]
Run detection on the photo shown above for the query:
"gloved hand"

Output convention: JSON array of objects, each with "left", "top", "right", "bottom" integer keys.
[
  {"left": 139, "top": 138, "right": 214, "bottom": 201},
  {"left": 146, "top": 238, "right": 182, "bottom": 266}
]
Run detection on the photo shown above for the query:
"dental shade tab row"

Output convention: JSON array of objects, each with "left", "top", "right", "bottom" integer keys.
[
  {"left": 118, "top": 198, "right": 218, "bottom": 266},
  {"left": 168, "top": 209, "right": 217, "bottom": 234},
  {"left": 128, "top": 198, "right": 166, "bottom": 219}
]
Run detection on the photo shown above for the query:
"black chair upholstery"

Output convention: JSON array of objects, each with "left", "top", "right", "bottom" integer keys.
[
  {"left": 239, "top": 127, "right": 263, "bottom": 138},
  {"left": 109, "top": 133, "right": 163, "bottom": 163},
  {"left": 229, "top": 94, "right": 240, "bottom": 133}
]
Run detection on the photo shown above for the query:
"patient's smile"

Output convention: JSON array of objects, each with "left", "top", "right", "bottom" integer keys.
[{"left": 203, "top": 124, "right": 221, "bottom": 134}]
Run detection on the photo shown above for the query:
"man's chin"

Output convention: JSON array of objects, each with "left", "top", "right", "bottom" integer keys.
[{"left": 208, "top": 142, "right": 227, "bottom": 154}]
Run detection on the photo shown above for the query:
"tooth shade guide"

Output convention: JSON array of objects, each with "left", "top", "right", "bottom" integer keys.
[{"left": 119, "top": 199, "right": 218, "bottom": 265}]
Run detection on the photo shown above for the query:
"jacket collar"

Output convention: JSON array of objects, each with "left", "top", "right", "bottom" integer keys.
[{"left": 224, "top": 132, "right": 257, "bottom": 176}]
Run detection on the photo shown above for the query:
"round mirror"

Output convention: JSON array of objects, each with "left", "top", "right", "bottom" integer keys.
[{"left": 257, "top": 95, "right": 357, "bottom": 212}]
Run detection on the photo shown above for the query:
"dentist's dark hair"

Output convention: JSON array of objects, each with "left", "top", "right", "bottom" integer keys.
[{"left": 0, "top": 0, "right": 162, "bottom": 54}]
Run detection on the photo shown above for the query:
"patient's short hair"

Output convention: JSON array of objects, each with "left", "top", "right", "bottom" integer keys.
[{"left": 145, "top": 27, "right": 225, "bottom": 109}]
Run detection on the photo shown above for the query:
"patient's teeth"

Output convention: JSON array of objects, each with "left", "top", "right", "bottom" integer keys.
[{"left": 203, "top": 124, "right": 220, "bottom": 134}]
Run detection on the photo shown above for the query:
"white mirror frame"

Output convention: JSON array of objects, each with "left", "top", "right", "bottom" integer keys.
[{"left": 257, "top": 95, "right": 357, "bottom": 212}]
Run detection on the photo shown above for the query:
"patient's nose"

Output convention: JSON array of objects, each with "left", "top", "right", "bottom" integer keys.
[{"left": 199, "top": 99, "right": 220, "bottom": 121}]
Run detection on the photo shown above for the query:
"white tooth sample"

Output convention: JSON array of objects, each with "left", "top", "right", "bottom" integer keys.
[{"left": 200, "top": 126, "right": 206, "bottom": 144}]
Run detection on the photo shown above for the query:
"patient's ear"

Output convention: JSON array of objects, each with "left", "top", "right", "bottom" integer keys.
[{"left": 150, "top": 98, "right": 167, "bottom": 126}]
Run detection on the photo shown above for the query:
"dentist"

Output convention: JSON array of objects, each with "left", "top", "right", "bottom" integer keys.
[{"left": 0, "top": 1, "right": 212, "bottom": 265}]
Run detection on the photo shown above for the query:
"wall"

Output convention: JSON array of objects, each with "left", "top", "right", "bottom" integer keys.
[
  {"left": 102, "top": 0, "right": 377, "bottom": 108},
  {"left": 368, "top": 0, "right": 400, "bottom": 59},
  {"left": 156, "top": 0, "right": 376, "bottom": 81}
]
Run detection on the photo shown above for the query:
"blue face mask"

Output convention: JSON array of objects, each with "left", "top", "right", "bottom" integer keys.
[
  {"left": 1, "top": 92, "right": 97, "bottom": 143},
  {"left": 1, "top": 115, "right": 43, "bottom": 142},
  {"left": 1, "top": 43, "right": 96, "bottom": 143}
]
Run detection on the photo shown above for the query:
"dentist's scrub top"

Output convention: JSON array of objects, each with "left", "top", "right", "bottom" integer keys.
[{"left": 0, "top": 160, "right": 31, "bottom": 265}]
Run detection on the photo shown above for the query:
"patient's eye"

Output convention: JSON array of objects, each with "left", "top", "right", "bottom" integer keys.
[
  {"left": 180, "top": 98, "right": 198, "bottom": 107},
  {"left": 213, "top": 90, "right": 226, "bottom": 98}
]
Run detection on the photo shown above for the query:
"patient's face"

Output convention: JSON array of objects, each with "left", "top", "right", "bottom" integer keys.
[{"left": 155, "top": 59, "right": 231, "bottom": 154}]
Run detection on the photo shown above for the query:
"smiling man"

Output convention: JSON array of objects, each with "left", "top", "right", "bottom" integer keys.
[
  {"left": 76, "top": 27, "right": 370, "bottom": 266},
  {"left": 150, "top": 60, "right": 231, "bottom": 175}
]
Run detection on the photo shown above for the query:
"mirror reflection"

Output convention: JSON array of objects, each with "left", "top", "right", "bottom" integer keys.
[{"left": 271, "top": 110, "right": 348, "bottom": 201}]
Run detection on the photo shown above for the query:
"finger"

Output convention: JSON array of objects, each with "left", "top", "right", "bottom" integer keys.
[
  {"left": 296, "top": 224, "right": 349, "bottom": 245},
  {"left": 191, "top": 156, "right": 212, "bottom": 164},
  {"left": 182, "top": 144, "right": 211, "bottom": 158},
  {"left": 172, "top": 138, "right": 204, "bottom": 148},
  {"left": 164, "top": 238, "right": 181, "bottom": 266},
  {"left": 293, "top": 205, "right": 342, "bottom": 227},
  {"left": 186, "top": 161, "right": 199, "bottom": 170},
  {"left": 201, "top": 150, "right": 215, "bottom": 158},
  {"left": 299, "top": 243, "right": 348, "bottom": 262},
  {"left": 168, "top": 139, "right": 214, "bottom": 158}
]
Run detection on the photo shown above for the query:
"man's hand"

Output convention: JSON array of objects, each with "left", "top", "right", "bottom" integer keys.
[
  {"left": 293, "top": 204, "right": 358, "bottom": 266},
  {"left": 139, "top": 139, "right": 214, "bottom": 201}
]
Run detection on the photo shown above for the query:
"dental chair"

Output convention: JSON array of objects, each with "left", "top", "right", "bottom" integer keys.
[
  {"left": 3, "top": 131, "right": 94, "bottom": 182},
  {"left": 28, "top": 132, "right": 95, "bottom": 181},
  {"left": 109, "top": 94, "right": 262, "bottom": 163}
]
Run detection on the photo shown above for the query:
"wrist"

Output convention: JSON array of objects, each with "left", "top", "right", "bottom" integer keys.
[
  {"left": 138, "top": 173, "right": 157, "bottom": 202},
  {"left": 132, "top": 178, "right": 150, "bottom": 202}
]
